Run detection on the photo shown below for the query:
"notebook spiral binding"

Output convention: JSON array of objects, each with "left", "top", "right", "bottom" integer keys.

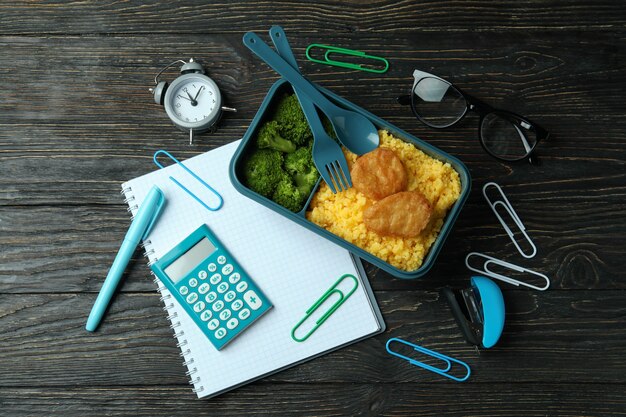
[{"left": 121, "top": 183, "right": 204, "bottom": 394}]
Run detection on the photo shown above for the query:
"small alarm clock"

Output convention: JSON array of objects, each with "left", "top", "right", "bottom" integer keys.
[{"left": 150, "top": 59, "right": 236, "bottom": 145}]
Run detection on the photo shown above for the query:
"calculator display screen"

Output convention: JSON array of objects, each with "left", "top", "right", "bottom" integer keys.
[{"left": 164, "top": 238, "right": 216, "bottom": 283}]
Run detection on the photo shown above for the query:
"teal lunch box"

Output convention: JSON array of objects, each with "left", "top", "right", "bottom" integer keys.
[{"left": 229, "top": 79, "right": 471, "bottom": 279}]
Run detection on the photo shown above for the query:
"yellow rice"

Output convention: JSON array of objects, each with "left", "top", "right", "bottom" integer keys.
[{"left": 306, "top": 130, "right": 462, "bottom": 271}]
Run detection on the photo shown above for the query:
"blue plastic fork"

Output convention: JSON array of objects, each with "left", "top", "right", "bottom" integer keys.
[
  {"left": 267, "top": 26, "right": 351, "bottom": 193},
  {"left": 255, "top": 28, "right": 353, "bottom": 193}
]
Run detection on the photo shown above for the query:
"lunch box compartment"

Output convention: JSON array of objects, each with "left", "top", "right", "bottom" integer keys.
[{"left": 230, "top": 79, "right": 471, "bottom": 279}]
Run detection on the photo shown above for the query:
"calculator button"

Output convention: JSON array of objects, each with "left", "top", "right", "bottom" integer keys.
[
  {"left": 222, "top": 264, "right": 234, "bottom": 275},
  {"left": 207, "top": 318, "right": 219, "bottom": 330},
  {"left": 198, "top": 283, "right": 210, "bottom": 294},
  {"left": 235, "top": 281, "right": 248, "bottom": 293},
  {"left": 226, "top": 318, "right": 239, "bottom": 330},
  {"left": 224, "top": 290, "right": 236, "bottom": 302},
  {"left": 188, "top": 278, "right": 198, "bottom": 288},
  {"left": 208, "top": 263, "right": 217, "bottom": 272},
  {"left": 238, "top": 308, "right": 251, "bottom": 320},
  {"left": 231, "top": 299, "right": 243, "bottom": 311},
  {"left": 179, "top": 286, "right": 189, "bottom": 296},
  {"left": 200, "top": 310, "right": 212, "bottom": 321},
  {"left": 205, "top": 292, "right": 217, "bottom": 303},
  {"left": 210, "top": 274, "right": 222, "bottom": 285},
  {"left": 219, "top": 309, "right": 231, "bottom": 321},
  {"left": 217, "top": 255, "right": 227, "bottom": 265},
  {"left": 217, "top": 282, "right": 229, "bottom": 294},
  {"left": 215, "top": 328, "right": 227, "bottom": 339},
  {"left": 193, "top": 301, "right": 205, "bottom": 313},
  {"left": 228, "top": 273, "right": 241, "bottom": 284},
  {"left": 243, "top": 290, "right": 262, "bottom": 310},
  {"left": 198, "top": 271, "right": 208, "bottom": 280},
  {"left": 186, "top": 293, "right": 198, "bottom": 304},
  {"left": 212, "top": 300, "right": 224, "bottom": 312}
]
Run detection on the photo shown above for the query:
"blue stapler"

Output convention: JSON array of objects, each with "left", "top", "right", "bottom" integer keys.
[{"left": 442, "top": 276, "right": 505, "bottom": 349}]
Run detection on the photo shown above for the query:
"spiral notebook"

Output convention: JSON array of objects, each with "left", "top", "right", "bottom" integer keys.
[{"left": 122, "top": 141, "right": 384, "bottom": 399}]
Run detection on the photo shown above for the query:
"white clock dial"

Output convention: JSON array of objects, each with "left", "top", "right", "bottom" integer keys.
[{"left": 170, "top": 77, "right": 219, "bottom": 124}]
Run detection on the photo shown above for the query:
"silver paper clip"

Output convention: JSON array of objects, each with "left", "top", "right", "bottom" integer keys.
[
  {"left": 386, "top": 338, "right": 471, "bottom": 382},
  {"left": 483, "top": 182, "right": 537, "bottom": 259},
  {"left": 465, "top": 252, "right": 550, "bottom": 291},
  {"left": 153, "top": 150, "right": 223, "bottom": 212}
]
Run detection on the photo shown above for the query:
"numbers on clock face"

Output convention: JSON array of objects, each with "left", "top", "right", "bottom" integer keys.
[{"left": 170, "top": 79, "right": 218, "bottom": 123}]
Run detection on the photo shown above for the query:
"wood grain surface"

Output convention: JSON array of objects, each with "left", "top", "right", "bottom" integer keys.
[{"left": 1, "top": 1, "right": 625, "bottom": 416}]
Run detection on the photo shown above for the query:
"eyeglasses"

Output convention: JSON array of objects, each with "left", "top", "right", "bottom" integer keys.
[{"left": 397, "top": 70, "right": 550, "bottom": 165}]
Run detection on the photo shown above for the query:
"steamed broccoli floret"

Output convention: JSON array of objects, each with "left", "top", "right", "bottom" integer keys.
[
  {"left": 257, "top": 120, "right": 297, "bottom": 153},
  {"left": 284, "top": 146, "right": 319, "bottom": 196},
  {"left": 272, "top": 173, "right": 307, "bottom": 213},
  {"left": 284, "top": 146, "right": 312, "bottom": 176},
  {"left": 273, "top": 94, "right": 313, "bottom": 146},
  {"left": 243, "top": 149, "right": 283, "bottom": 198},
  {"left": 246, "top": 93, "right": 326, "bottom": 211}
]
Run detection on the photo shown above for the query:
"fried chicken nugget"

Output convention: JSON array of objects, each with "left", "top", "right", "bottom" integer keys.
[
  {"left": 363, "top": 191, "right": 433, "bottom": 238},
  {"left": 351, "top": 148, "right": 408, "bottom": 200}
]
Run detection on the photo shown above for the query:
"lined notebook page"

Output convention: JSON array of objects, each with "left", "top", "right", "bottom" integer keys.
[{"left": 122, "top": 141, "right": 381, "bottom": 398}]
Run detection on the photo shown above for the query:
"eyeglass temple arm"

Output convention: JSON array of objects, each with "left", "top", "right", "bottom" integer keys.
[
  {"left": 512, "top": 124, "right": 534, "bottom": 155},
  {"left": 528, "top": 130, "right": 550, "bottom": 166}
]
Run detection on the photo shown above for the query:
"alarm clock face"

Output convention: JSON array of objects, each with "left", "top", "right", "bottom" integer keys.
[{"left": 164, "top": 74, "right": 222, "bottom": 130}]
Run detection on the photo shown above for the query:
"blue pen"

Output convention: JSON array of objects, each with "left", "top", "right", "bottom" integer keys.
[{"left": 86, "top": 185, "right": 166, "bottom": 332}]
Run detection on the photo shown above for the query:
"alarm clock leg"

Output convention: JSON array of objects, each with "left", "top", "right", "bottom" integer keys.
[{"left": 189, "top": 129, "right": 194, "bottom": 145}]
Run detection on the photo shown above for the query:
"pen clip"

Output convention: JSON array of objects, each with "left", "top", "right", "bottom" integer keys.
[{"left": 142, "top": 186, "right": 166, "bottom": 240}]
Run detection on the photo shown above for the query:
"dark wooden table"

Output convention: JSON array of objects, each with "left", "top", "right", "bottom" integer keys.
[{"left": 2, "top": 1, "right": 625, "bottom": 416}]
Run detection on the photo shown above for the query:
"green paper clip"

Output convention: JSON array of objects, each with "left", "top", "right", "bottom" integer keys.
[
  {"left": 291, "top": 274, "right": 359, "bottom": 342},
  {"left": 305, "top": 43, "right": 389, "bottom": 74}
]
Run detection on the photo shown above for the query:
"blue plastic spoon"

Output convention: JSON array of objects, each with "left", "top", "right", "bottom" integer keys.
[{"left": 243, "top": 31, "right": 379, "bottom": 155}]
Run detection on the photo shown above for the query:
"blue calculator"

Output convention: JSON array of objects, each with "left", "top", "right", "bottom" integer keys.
[{"left": 151, "top": 224, "right": 272, "bottom": 350}]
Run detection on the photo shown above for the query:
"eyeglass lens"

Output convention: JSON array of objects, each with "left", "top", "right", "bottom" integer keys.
[
  {"left": 480, "top": 112, "right": 538, "bottom": 161},
  {"left": 412, "top": 77, "right": 467, "bottom": 128}
]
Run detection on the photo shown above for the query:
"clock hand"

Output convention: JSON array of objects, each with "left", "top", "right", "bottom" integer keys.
[
  {"left": 177, "top": 94, "right": 191, "bottom": 102},
  {"left": 193, "top": 85, "right": 204, "bottom": 101},
  {"left": 186, "top": 91, "right": 198, "bottom": 106}
]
